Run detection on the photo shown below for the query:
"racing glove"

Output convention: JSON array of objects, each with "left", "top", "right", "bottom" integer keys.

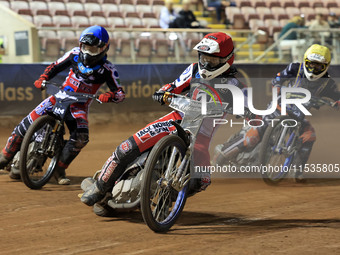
[
  {"left": 98, "top": 91, "right": 116, "bottom": 103},
  {"left": 34, "top": 74, "right": 48, "bottom": 90},
  {"left": 332, "top": 100, "right": 340, "bottom": 110},
  {"left": 98, "top": 89, "right": 125, "bottom": 103},
  {"left": 152, "top": 91, "right": 165, "bottom": 105}
]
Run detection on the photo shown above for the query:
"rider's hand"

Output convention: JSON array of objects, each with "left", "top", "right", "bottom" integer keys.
[
  {"left": 98, "top": 91, "right": 118, "bottom": 103},
  {"left": 34, "top": 74, "right": 48, "bottom": 90},
  {"left": 332, "top": 100, "right": 340, "bottom": 110},
  {"left": 152, "top": 91, "right": 165, "bottom": 105},
  {"left": 98, "top": 89, "right": 125, "bottom": 103},
  {"left": 299, "top": 130, "right": 315, "bottom": 143}
]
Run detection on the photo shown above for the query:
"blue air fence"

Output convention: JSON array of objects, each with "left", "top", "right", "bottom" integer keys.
[{"left": 0, "top": 63, "right": 339, "bottom": 115}]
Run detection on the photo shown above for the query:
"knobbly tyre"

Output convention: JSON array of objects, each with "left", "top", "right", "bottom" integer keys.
[
  {"left": 140, "top": 91, "right": 225, "bottom": 232},
  {"left": 19, "top": 82, "right": 100, "bottom": 189},
  {"left": 259, "top": 96, "right": 336, "bottom": 185}
]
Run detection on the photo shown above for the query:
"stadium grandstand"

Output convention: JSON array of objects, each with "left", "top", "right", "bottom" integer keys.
[{"left": 0, "top": 0, "right": 340, "bottom": 64}]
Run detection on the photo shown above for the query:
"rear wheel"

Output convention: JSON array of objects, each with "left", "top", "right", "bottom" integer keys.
[
  {"left": 140, "top": 135, "right": 188, "bottom": 232},
  {"left": 20, "top": 115, "right": 63, "bottom": 189}
]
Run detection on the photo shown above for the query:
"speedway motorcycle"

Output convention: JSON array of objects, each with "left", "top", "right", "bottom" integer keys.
[
  {"left": 259, "top": 96, "right": 335, "bottom": 185},
  {"left": 18, "top": 82, "right": 99, "bottom": 189},
  {"left": 81, "top": 85, "right": 226, "bottom": 231},
  {"left": 213, "top": 95, "right": 336, "bottom": 185}
]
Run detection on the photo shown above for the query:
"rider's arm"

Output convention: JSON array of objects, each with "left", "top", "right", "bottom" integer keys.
[
  {"left": 34, "top": 49, "right": 74, "bottom": 89},
  {"left": 100, "top": 62, "right": 125, "bottom": 103},
  {"left": 319, "top": 78, "right": 340, "bottom": 102},
  {"left": 271, "top": 63, "right": 301, "bottom": 88},
  {"left": 152, "top": 64, "right": 194, "bottom": 105},
  {"left": 158, "top": 64, "right": 195, "bottom": 94}
]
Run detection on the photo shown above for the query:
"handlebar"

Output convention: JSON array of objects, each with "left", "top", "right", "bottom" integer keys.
[
  {"left": 306, "top": 96, "right": 335, "bottom": 110},
  {"left": 43, "top": 81, "right": 102, "bottom": 104}
]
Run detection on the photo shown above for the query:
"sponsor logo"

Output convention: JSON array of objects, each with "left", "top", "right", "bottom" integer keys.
[
  {"left": 207, "top": 35, "right": 217, "bottom": 40},
  {"left": 120, "top": 140, "right": 132, "bottom": 154},
  {"left": 136, "top": 120, "right": 174, "bottom": 143},
  {"left": 102, "top": 160, "right": 117, "bottom": 182},
  {"left": 197, "top": 45, "right": 210, "bottom": 51}
]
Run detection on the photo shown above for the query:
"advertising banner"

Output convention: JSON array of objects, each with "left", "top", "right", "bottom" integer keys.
[{"left": 0, "top": 63, "right": 339, "bottom": 115}]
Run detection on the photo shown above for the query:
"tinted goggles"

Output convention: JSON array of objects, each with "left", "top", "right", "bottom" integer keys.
[{"left": 305, "top": 59, "right": 327, "bottom": 74}]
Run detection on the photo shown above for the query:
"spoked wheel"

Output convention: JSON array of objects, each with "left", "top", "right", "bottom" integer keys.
[
  {"left": 259, "top": 116, "right": 300, "bottom": 185},
  {"left": 140, "top": 135, "right": 188, "bottom": 232},
  {"left": 20, "top": 115, "right": 62, "bottom": 189}
]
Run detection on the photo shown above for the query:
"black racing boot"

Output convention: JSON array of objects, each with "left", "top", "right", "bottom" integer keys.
[{"left": 81, "top": 181, "right": 106, "bottom": 206}]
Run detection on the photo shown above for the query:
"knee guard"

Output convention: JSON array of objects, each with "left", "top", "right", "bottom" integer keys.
[
  {"left": 243, "top": 127, "right": 260, "bottom": 149},
  {"left": 73, "top": 132, "right": 89, "bottom": 151},
  {"left": 57, "top": 132, "right": 89, "bottom": 168},
  {"left": 300, "top": 122, "right": 316, "bottom": 143}
]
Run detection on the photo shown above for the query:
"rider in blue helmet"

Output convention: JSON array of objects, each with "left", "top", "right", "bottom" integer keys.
[
  {"left": 0, "top": 26, "right": 125, "bottom": 184},
  {"left": 78, "top": 26, "right": 110, "bottom": 74}
]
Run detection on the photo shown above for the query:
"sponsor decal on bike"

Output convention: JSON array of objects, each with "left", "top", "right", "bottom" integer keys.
[
  {"left": 136, "top": 120, "right": 175, "bottom": 143},
  {"left": 35, "top": 98, "right": 53, "bottom": 115}
]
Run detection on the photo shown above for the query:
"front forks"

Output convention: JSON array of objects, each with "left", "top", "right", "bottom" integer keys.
[{"left": 164, "top": 145, "right": 191, "bottom": 192}]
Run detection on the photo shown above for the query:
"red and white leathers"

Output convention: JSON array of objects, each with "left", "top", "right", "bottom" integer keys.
[
  {"left": 95, "top": 63, "right": 247, "bottom": 194},
  {"left": 1, "top": 47, "right": 124, "bottom": 171}
]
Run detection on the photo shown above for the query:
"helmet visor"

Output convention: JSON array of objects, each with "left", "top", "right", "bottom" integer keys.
[
  {"left": 305, "top": 59, "right": 327, "bottom": 75},
  {"left": 81, "top": 44, "right": 104, "bottom": 56},
  {"left": 199, "top": 53, "right": 227, "bottom": 70}
]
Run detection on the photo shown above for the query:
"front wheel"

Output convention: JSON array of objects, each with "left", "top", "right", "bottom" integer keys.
[
  {"left": 259, "top": 116, "right": 301, "bottom": 186},
  {"left": 140, "top": 135, "right": 188, "bottom": 232},
  {"left": 20, "top": 115, "right": 62, "bottom": 189}
]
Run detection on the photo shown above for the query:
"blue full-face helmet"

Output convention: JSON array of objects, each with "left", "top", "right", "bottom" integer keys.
[{"left": 78, "top": 26, "right": 110, "bottom": 71}]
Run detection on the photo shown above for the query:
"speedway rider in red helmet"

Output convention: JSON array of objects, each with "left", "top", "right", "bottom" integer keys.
[
  {"left": 0, "top": 26, "right": 125, "bottom": 184},
  {"left": 81, "top": 32, "right": 247, "bottom": 209}
]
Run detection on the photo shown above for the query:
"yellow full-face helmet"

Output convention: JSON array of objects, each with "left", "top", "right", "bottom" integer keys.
[{"left": 303, "top": 44, "right": 331, "bottom": 81}]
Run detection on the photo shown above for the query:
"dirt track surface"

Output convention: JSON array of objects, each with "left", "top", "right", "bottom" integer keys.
[{"left": 0, "top": 112, "right": 340, "bottom": 255}]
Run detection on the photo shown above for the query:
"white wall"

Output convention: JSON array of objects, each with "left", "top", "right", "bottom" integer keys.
[{"left": 0, "top": 5, "right": 40, "bottom": 63}]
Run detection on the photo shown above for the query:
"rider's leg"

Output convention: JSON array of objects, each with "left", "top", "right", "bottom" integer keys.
[
  {"left": 188, "top": 133, "right": 212, "bottom": 196},
  {"left": 294, "top": 121, "right": 316, "bottom": 182},
  {"left": 81, "top": 111, "right": 182, "bottom": 206},
  {"left": 81, "top": 137, "right": 140, "bottom": 206},
  {"left": 214, "top": 125, "right": 264, "bottom": 165},
  {"left": 0, "top": 97, "right": 54, "bottom": 175},
  {"left": 54, "top": 114, "right": 90, "bottom": 185}
]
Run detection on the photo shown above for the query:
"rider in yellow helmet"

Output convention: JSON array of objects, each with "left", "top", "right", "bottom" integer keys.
[
  {"left": 303, "top": 44, "right": 331, "bottom": 82},
  {"left": 214, "top": 44, "right": 340, "bottom": 182}
]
